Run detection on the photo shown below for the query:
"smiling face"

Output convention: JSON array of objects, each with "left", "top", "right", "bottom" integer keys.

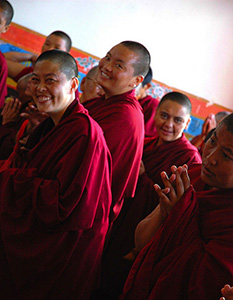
[
  {"left": 154, "top": 99, "right": 190, "bottom": 145},
  {"left": 96, "top": 44, "right": 143, "bottom": 98},
  {"left": 41, "top": 34, "right": 68, "bottom": 53},
  {"left": 30, "top": 60, "right": 76, "bottom": 125},
  {"left": 201, "top": 124, "right": 233, "bottom": 189}
]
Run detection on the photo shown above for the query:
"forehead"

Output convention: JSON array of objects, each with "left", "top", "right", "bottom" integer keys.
[
  {"left": 108, "top": 44, "right": 139, "bottom": 67},
  {"left": 34, "top": 60, "right": 62, "bottom": 75},
  {"left": 215, "top": 124, "right": 233, "bottom": 150},
  {"left": 44, "top": 34, "right": 67, "bottom": 49},
  {"left": 157, "top": 99, "right": 189, "bottom": 117},
  {"left": 0, "top": 8, "right": 6, "bottom": 22}
]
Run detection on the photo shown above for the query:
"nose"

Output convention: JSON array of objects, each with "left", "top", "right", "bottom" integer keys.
[
  {"left": 37, "top": 81, "right": 47, "bottom": 92},
  {"left": 164, "top": 119, "right": 173, "bottom": 128},
  {"left": 104, "top": 61, "right": 113, "bottom": 72},
  {"left": 206, "top": 148, "right": 218, "bottom": 166}
]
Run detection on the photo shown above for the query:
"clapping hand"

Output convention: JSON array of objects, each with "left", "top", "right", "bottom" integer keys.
[{"left": 154, "top": 164, "right": 190, "bottom": 219}]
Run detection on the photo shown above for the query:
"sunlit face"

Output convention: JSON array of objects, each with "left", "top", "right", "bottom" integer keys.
[
  {"left": 80, "top": 70, "right": 104, "bottom": 103},
  {"left": 201, "top": 124, "right": 233, "bottom": 189},
  {"left": 154, "top": 100, "right": 190, "bottom": 145},
  {"left": 96, "top": 44, "right": 142, "bottom": 98},
  {"left": 30, "top": 60, "right": 75, "bottom": 124},
  {"left": 0, "top": 8, "right": 9, "bottom": 35},
  {"left": 41, "top": 34, "right": 68, "bottom": 53}
]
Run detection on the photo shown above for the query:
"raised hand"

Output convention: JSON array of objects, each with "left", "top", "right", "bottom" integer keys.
[
  {"left": 154, "top": 164, "right": 190, "bottom": 218},
  {"left": 220, "top": 284, "right": 233, "bottom": 300},
  {"left": 1, "top": 98, "right": 22, "bottom": 125}
]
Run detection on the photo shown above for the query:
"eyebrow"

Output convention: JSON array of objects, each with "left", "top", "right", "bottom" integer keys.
[{"left": 107, "top": 51, "right": 125, "bottom": 64}]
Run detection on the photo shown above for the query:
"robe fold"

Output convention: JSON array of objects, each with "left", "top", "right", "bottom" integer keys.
[
  {"left": 138, "top": 95, "right": 159, "bottom": 137},
  {"left": 121, "top": 164, "right": 233, "bottom": 300},
  {"left": 99, "top": 134, "right": 202, "bottom": 298},
  {"left": 0, "top": 100, "right": 112, "bottom": 300},
  {"left": 0, "top": 51, "right": 8, "bottom": 108},
  {"left": 83, "top": 89, "right": 144, "bottom": 223}
]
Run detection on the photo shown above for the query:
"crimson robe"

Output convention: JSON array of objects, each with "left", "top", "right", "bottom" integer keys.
[
  {"left": 97, "top": 133, "right": 202, "bottom": 299},
  {"left": 121, "top": 164, "right": 233, "bottom": 300},
  {"left": 0, "top": 51, "right": 8, "bottom": 108},
  {"left": 138, "top": 95, "right": 159, "bottom": 137},
  {"left": 0, "top": 100, "right": 112, "bottom": 300},
  {"left": 83, "top": 89, "right": 144, "bottom": 223},
  {"left": 0, "top": 102, "right": 29, "bottom": 160}
]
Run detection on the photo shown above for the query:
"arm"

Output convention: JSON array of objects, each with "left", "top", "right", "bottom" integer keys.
[
  {"left": 135, "top": 204, "right": 164, "bottom": 251},
  {"left": 4, "top": 51, "right": 38, "bottom": 63},
  {"left": 135, "top": 165, "right": 190, "bottom": 251}
]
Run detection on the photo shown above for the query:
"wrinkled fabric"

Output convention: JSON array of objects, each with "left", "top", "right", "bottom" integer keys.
[
  {"left": 84, "top": 90, "right": 144, "bottom": 223},
  {"left": 0, "top": 51, "right": 8, "bottom": 108},
  {"left": 121, "top": 164, "right": 233, "bottom": 300},
  {"left": 138, "top": 95, "right": 159, "bottom": 137},
  {"left": 0, "top": 100, "right": 112, "bottom": 300}
]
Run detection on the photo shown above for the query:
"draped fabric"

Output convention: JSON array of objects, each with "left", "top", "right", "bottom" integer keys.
[
  {"left": 0, "top": 51, "right": 8, "bottom": 108},
  {"left": 121, "top": 164, "right": 233, "bottom": 300},
  {"left": 99, "top": 134, "right": 202, "bottom": 298},
  {"left": 0, "top": 100, "right": 112, "bottom": 300},
  {"left": 84, "top": 90, "right": 144, "bottom": 223},
  {"left": 138, "top": 95, "right": 159, "bottom": 137}
]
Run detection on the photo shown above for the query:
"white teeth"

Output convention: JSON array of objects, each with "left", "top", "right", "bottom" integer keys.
[
  {"left": 101, "top": 71, "right": 110, "bottom": 79},
  {"left": 38, "top": 96, "right": 50, "bottom": 101}
]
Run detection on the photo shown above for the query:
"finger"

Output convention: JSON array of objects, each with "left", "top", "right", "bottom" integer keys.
[
  {"left": 181, "top": 167, "right": 190, "bottom": 191},
  {"left": 160, "top": 171, "right": 176, "bottom": 200},
  {"left": 174, "top": 167, "right": 185, "bottom": 199}
]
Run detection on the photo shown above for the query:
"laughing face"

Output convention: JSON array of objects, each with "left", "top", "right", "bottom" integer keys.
[
  {"left": 96, "top": 43, "right": 143, "bottom": 98},
  {"left": 154, "top": 100, "right": 190, "bottom": 145},
  {"left": 30, "top": 60, "right": 75, "bottom": 124},
  {"left": 201, "top": 124, "right": 233, "bottom": 189}
]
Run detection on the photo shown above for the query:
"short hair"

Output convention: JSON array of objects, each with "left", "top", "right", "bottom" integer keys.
[
  {"left": 220, "top": 113, "right": 233, "bottom": 135},
  {"left": 50, "top": 30, "right": 72, "bottom": 52},
  {"left": 35, "top": 50, "right": 78, "bottom": 80},
  {"left": 215, "top": 111, "right": 231, "bottom": 125},
  {"left": 0, "top": 0, "right": 14, "bottom": 25},
  {"left": 86, "top": 65, "right": 98, "bottom": 79},
  {"left": 142, "top": 67, "right": 153, "bottom": 87},
  {"left": 158, "top": 91, "right": 192, "bottom": 115},
  {"left": 120, "top": 41, "right": 151, "bottom": 77}
]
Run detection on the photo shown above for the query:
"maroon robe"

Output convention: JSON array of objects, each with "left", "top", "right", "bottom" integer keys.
[
  {"left": 83, "top": 89, "right": 144, "bottom": 223},
  {"left": 0, "top": 102, "right": 29, "bottom": 160},
  {"left": 0, "top": 51, "right": 8, "bottom": 108},
  {"left": 121, "top": 164, "right": 233, "bottom": 300},
  {"left": 138, "top": 95, "right": 159, "bottom": 137},
  {"left": 0, "top": 100, "right": 112, "bottom": 300},
  {"left": 98, "top": 133, "right": 202, "bottom": 298}
]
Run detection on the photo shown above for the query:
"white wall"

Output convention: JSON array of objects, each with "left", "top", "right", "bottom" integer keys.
[{"left": 9, "top": 0, "right": 233, "bottom": 109}]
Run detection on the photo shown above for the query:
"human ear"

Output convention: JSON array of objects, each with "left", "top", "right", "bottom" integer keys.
[
  {"left": 71, "top": 77, "right": 79, "bottom": 92},
  {"left": 184, "top": 117, "right": 191, "bottom": 129},
  {"left": 2, "top": 25, "right": 10, "bottom": 34},
  {"left": 130, "top": 75, "right": 144, "bottom": 88}
]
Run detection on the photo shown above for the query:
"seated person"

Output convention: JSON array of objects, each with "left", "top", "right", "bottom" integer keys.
[
  {"left": 136, "top": 67, "right": 159, "bottom": 137},
  {"left": 79, "top": 65, "right": 104, "bottom": 103},
  {"left": 0, "top": 49, "right": 112, "bottom": 300},
  {"left": 99, "top": 91, "right": 202, "bottom": 299},
  {"left": 4, "top": 30, "right": 72, "bottom": 81},
  {"left": 0, "top": 73, "right": 34, "bottom": 159},
  {"left": 120, "top": 113, "right": 233, "bottom": 300},
  {"left": 0, "top": 0, "right": 14, "bottom": 108}
]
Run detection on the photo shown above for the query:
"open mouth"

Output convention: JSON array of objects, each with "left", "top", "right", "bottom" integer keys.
[{"left": 202, "top": 164, "right": 214, "bottom": 177}]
